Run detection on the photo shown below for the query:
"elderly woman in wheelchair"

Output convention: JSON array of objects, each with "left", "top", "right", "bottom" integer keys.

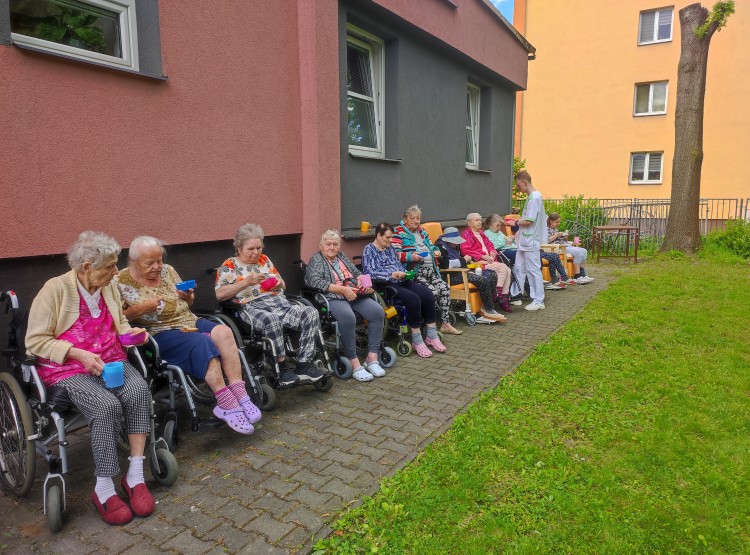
[
  {"left": 215, "top": 223, "right": 326, "bottom": 388},
  {"left": 25, "top": 232, "right": 154, "bottom": 525},
  {"left": 361, "top": 223, "right": 445, "bottom": 358},
  {"left": 117, "top": 236, "right": 259, "bottom": 436},
  {"left": 305, "top": 230, "right": 388, "bottom": 382}
]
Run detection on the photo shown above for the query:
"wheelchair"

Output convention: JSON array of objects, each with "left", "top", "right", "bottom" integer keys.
[
  {"left": 0, "top": 290, "right": 178, "bottom": 532},
  {"left": 294, "top": 260, "right": 396, "bottom": 379}
]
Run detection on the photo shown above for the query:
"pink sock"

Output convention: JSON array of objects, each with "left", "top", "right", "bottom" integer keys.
[
  {"left": 215, "top": 386, "right": 239, "bottom": 409},
  {"left": 228, "top": 380, "right": 249, "bottom": 402}
]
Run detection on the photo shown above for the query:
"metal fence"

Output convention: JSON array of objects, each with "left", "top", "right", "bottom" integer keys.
[{"left": 542, "top": 197, "right": 750, "bottom": 251}]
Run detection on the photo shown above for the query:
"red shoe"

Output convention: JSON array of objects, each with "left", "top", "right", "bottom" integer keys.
[
  {"left": 91, "top": 492, "right": 133, "bottom": 525},
  {"left": 120, "top": 476, "right": 155, "bottom": 517}
]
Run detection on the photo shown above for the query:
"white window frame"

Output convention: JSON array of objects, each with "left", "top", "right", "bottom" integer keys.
[
  {"left": 346, "top": 24, "right": 384, "bottom": 159},
  {"left": 629, "top": 152, "right": 664, "bottom": 184},
  {"left": 633, "top": 81, "right": 668, "bottom": 116},
  {"left": 11, "top": 0, "right": 139, "bottom": 71},
  {"left": 465, "top": 83, "right": 481, "bottom": 170},
  {"left": 638, "top": 7, "right": 674, "bottom": 45}
]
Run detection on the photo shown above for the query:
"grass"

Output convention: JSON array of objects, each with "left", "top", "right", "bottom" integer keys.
[{"left": 314, "top": 250, "right": 750, "bottom": 554}]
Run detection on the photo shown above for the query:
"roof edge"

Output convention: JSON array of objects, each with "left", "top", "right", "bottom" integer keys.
[{"left": 478, "top": 0, "right": 536, "bottom": 58}]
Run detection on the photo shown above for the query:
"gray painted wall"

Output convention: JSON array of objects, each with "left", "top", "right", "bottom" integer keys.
[
  {"left": 339, "top": 1, "right": 516, "bottom": 229},
  {"left": 0, "top": 0, "right": 11, "bottom": 45}
]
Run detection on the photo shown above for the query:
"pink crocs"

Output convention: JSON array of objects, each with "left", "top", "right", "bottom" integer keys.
[
  {"left": 413, "top": 342, "right": 433, "bottom": 358},
  {"left": 424, "top": 336, "right": 447, "bottom": 353}
]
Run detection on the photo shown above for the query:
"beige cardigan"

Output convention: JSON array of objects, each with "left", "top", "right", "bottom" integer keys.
[{"left": 25, "top": 269, "right": 132, "bottom": 364}]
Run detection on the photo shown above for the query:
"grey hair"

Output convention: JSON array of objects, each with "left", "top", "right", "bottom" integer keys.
[
  {"left": 234, "top": 223, "right": 265, "bottom": 251},
  {"left": 403, "top": 205, "right": 422, "bottom": 219},
  {"left": 67, "top": 231, "right": 121, "bottom": 271},
  {"left": 319, "top": 229, "right": 342, "bottom": 245},
  {"left": 128, "top": 236, "right": 165, "bottom": 262},
  {"left": 485, "top": 213, "right": 503, "bottom": 228},
  {"left": 466, "top": 212, "right": 482, "bottom": 224}
]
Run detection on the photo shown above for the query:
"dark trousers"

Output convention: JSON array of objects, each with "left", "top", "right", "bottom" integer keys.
[{"left": 389, "top": 281, "right": 436, "bottom": 327}]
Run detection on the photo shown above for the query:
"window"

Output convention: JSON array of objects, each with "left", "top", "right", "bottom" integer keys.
[
  {"left": 639, "top": 8, "right": 673, "bottom": 45},
  {"left": 10, "top": 0, "right": 139, "bottom": 71},
  {"left": 465, "top": 83, "right": 480, "bottom": 169},
  {"left": 634, "top": 81, "right": 668, "bottom": 115},
  {"left": 346, "top": 25, "right": 384, "bottom": 158},
  {"left": 630, "top": 152, "right": 663, "bottom": 184}
]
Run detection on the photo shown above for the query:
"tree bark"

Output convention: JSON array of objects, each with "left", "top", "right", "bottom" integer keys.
[{"left": 662, "top": 3, "right": 718, "bottom": 253}]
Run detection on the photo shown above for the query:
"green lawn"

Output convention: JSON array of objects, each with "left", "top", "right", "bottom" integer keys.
[{"left": 315, "top": 251, "right": 750, "bottom": 554}]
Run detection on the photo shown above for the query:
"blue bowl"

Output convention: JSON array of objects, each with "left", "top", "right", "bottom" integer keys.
[{"left": 175, "top": 279, "right": 196, "bottom": 291}]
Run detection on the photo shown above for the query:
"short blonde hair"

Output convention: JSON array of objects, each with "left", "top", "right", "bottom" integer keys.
[
  {"left": 403, "top": 205, "right": 422, "bottom": 219},
  {"left": 234, "top": 223, "right": 264, "bottom": 251}
]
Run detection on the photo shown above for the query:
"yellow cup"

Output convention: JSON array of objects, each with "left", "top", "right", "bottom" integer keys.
[
  {"left": 360, "top": 221, "right": 371, "bottom": 232},
  {"left": 384, "top": 306, "right": 398, "bottom": 319}
]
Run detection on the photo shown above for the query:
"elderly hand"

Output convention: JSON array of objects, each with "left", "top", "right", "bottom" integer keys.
[
  {"left": 410, "top": 252, "right": 422, "bottom": 263},
  {"left": 140, "top": 296, "right": 164, "bottom": 315},
  {"left": 392, "top": 271, "right": 406, "bottom": 280},
  {"left": 463, "top": 255, "right": 472, "bottom": 263},
  {"left": 68, "top": 348, "right": 105, "bottom": 375},
  {"left": 127, "top": 327, "right": 149, "bottom": 345},
  {"left": 177, "top": 288, "right": 195, "bottom": 303},
  {"left": 433, "top": 249, "right": 441, "bottom": 259},
  {"left": 341, "top": 286, "right": 358, "bottom": 301}
]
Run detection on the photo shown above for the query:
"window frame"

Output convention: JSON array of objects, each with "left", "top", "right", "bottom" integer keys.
[
  {"left": 465, "top": 83, "right": 481, "bottom": 170},
  {"left": 633, "top": 81, "right": 669, "bottom": 116},
  {"left": 638, "top": 7, "right": 674, "bottom": 45},
  {"left": 346, "top": 24, "right": 385, "bottom": 159},
  {"left": 10, "top": 0, "right": 139, "bottom": 71},
  {"left": 629, "top": 152, "right": 664, "bottom": 185}
]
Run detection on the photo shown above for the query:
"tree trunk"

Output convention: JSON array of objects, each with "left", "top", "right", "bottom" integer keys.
[{"left": 662, "top": 4, "right": 718, "bottom": 253}]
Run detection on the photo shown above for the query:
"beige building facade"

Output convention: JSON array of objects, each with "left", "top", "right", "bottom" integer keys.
[{"left": 514, "top": 1, "right": 750, "bottom": 200}]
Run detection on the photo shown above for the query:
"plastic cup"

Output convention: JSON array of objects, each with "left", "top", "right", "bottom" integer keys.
[
  {"left": 119, "top": 330, "right": 147, "bottom": 346},
  {"left": 404, "top": 270, "right": 416, "bottom": 280},
  {"left": 360, "top": 221, "right": 371, "bottom": 232},
  {"left": 175, "top": 279, "right": 196, "bottom": 291},
  {"left": 102, "top": 361, "right": 124, "bottom": 388},
  {"left": 359, "top": 274, "right": 372, "bottom": 288},
  {"left": 574, "top": 236, "right": 581, "bottom": 245},
  {"left": 260, "top": 276, "right": 278, "bottom": 291}
]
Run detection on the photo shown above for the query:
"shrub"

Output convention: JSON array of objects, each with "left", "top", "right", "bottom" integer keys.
[
  {"left": 544, "top": 196, "right": 608, "bottom": 247},
  {"left": 703, "top": 219, "right": 750, "bottom": 260}
]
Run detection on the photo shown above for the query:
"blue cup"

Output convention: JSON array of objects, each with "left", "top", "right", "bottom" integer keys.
[
  {"left": 175, "top": 279, "right": 196, "bottom": 291},
  {"left": 102, "top": 361, "right": 124, "bottom": 388},
  {"left": 418, "top": 252, "right": 429, "bottom": 257}
]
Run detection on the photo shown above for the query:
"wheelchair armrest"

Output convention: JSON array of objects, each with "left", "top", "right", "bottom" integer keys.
[{"left": 440, "top": 268, "right": 469, "bottom": 273}]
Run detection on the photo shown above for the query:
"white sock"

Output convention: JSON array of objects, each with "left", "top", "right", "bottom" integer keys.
[
  {"left": 95, "top": 476, "right": 117, "bottom": 504},
  {"left": 126, "top": 455, "right": 146, "bottom": 487}
]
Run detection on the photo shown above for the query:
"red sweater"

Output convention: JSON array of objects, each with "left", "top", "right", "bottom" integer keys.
[{"left": 460, "top": 228, "right": 497, "bottom": 261}]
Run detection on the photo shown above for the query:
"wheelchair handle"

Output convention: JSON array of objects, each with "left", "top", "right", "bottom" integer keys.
[{"left": 1, "top": 290, "right": 20, "bottom": 312}]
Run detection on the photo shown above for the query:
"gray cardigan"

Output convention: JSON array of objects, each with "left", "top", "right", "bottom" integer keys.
[{"left": 304, "top": 251, "right": 361, "bottom": 301}]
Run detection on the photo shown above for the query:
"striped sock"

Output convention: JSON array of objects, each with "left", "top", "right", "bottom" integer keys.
[
  {"left": 215, "top": 386, "right": 239, "bottom": 409},
  {"left": 228, "top": 380, "right": 249, "bottom": 402},
  {"left": 412, "top": 330, "right": 425, "bottom": 344}
]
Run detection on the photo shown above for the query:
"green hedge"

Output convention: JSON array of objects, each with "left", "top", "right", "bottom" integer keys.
[{"left": 704, "top": 219, "right": 750, "bottom": 259}]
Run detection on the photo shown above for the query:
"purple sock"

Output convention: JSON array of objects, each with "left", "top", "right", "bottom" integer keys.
[
  {"left": 228, "top": 380, "right": 249, "bottom": 402},
  {"left": 215, "top": 386, "right": 239, "bottom": 409}
]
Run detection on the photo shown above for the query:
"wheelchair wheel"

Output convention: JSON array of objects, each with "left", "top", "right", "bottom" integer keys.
[
  {"left": 313, "top": 377, "right": 334, "bottom": 392},
  {"left": 379, "top": 346, "right": 397, "bottom": 368},
  {"left": 259, "top": 383, "right": 277, "bottom": 412},
  {"left": 150, "top": 448, "right": 178, "bottom": 486},
  {"left": 185, "top": 376, "right": 214, "bottom": 406},
  {"left": 0, "top": 372, "right": 36, "bottom": 497},
  {"left": 334, "top": 356, "right": 353, "bottom": 379},
  {"left": 163, "top": 418, "right": 179, "bottom": 453},
  {"left": 46, "top": 484, "right": 63, "bottom": 532},
  {"left": 465, "top": 313, "right": 477, "bottom": 326},
  {"left": 448, "top": 311, "right": 457, "bottom": 326},
  {"left": 396, "top": 341, "right": 412, "bottom": 357}
]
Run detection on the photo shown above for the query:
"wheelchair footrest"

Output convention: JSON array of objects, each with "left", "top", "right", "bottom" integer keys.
[{"left": 197, "top": 418, "right": 226, "bottom": 432}]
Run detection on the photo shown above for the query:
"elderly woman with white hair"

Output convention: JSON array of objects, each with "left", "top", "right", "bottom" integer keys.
[
  {"left": 215, "top": 223, "right": 324, "bottom": 386},
  {"left": 460, "top": 213, "right": 514, "bottom": 314},
  {"left": 304, "top": 230, "right": 386, "bottom": 382},
  {"left": 117, "top": 236, "right": 259, "bottom": 436},
  {"left": 25, "top": 231, "right": 153, "bottom": 525},
  {"left": 392, "top": 205, "right": 461, "bottom": 335}
]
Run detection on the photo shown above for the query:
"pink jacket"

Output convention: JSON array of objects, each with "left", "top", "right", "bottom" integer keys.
[{"left": 460, "top": 228, "right": 497, "bottom": 261}]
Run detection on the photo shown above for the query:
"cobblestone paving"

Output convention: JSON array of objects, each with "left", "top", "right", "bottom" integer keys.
[{"left": 1, "top": 267, "right": 611, "bottom": 554}]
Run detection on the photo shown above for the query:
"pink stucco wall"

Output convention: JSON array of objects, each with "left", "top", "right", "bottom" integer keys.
[
  {"left": 0, "top": 2, "right": 312, "bottom": 258},
  {"left": 371, "top": 0, "right": 529, "bottom": 89}
]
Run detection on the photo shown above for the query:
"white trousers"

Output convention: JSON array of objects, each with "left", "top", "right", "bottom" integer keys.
[{"left": 512, "top": 249, "right": 545, "bottom": 304}]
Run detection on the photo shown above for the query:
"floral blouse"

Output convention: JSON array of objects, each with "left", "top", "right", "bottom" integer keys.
[
  {"left": 116, "top": 265, "right": 197, "bottom": 334},
  {"left": 215, "top": 254, "right": 283, "bottom": 304}
]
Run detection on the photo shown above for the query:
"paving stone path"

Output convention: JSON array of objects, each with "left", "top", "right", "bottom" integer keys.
[{"left": 1, "top": 267, "right": 611, "bottom": 554}]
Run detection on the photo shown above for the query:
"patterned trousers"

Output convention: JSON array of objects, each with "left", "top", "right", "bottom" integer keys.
[
  {"left": 58, "top": 362, "right": 150, "bottom": 477},
  {"left": 416, "top": 265, "right": 451, "bottom": 324},
  {"left": 449, "top": 270, "right": 497, "bottom": 311},
  {"left": 240, "top": 295, "right": 320, "bottom": 362},
  {"left": 540, "top": 251, "right": 569, "bottom": 282}
]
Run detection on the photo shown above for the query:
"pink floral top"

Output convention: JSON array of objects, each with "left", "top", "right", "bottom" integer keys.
[{"left": 36, "top": 296, "right": 127, "bottom": 386}]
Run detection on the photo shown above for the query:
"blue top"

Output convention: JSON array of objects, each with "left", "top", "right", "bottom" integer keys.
[{"left": 361, "top": 243, "right": 405, "bottom": 282}]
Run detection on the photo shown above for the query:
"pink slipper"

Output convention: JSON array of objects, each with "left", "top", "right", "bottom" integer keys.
[
  {"left": 424, "top": 336, "right": 447, "bottom": 353},
  {"left": 413, "top": 342, "right": 433, "bottom": 358},
  {"left": 213, "top": 406, "right": 255, "bottom": 435}
]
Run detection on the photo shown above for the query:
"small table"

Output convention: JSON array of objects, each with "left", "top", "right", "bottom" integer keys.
[{"left": 593, "top": 225, "right": 639, "bottom": 264}]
